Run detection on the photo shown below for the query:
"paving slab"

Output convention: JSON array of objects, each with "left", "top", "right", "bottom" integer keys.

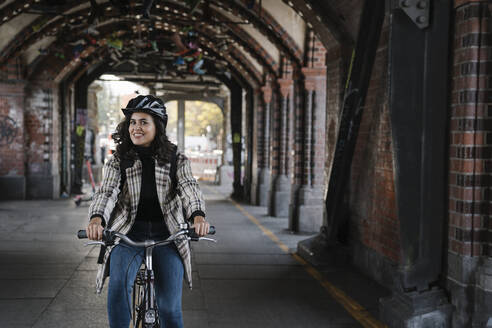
[
  {"left": 0, "top": 279, "right": 67, "bottom": 299},
  {"left": 32, "top": 308, "right": 109, "bottom": 328},
  {"left": 0, "top": 299, "right": 51, "bottom": 328},
  {"left": 196, "top": 263, "right": 311, "bottom": 280},
  {"left": 183, "top": 310, "right": 209, "bottom": 328},
  {"left": 194, "top": 252, "right": 299, "bottom": 265}
]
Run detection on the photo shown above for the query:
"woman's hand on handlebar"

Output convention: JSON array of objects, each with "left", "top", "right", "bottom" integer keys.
[
  {"left": 191, "top": 216, "right": 210, "bottom": 236},
  {"left": 87, "top": 216, "right": 104, "bottom": 241}
]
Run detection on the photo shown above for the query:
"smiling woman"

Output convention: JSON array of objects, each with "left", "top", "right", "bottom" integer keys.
[{"left": 87, "top": 95, "right": 210, "bottom": 328}]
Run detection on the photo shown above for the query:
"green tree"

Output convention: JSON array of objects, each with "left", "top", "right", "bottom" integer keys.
[
  {"left": 166, "top": 100, "right": 223, "bottom": 140},
  {"left": 185, "top": 101, "right": 222, "bottom": 138}
]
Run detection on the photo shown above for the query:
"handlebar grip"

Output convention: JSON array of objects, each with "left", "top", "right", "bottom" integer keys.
[
  {"left": 77, "top": 230, "right": 88, "bottom": 239},
  {"left": 188, "top": 226, "right": 216, "bottom": 238}
]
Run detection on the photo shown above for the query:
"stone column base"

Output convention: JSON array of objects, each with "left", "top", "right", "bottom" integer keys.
[
  {"left": 380, "top": 288, "right": 452, "bottom": 328},
  {"left": 297, "top": 230, "right": 349, "bottom": 267},
  {"left": 231, "top": 181, "right": 244, "bottom": 201},
  {"left": 250, "top": 182, "right": 258, "bottom": 205},
  {"left": 257, "top": 183, "right": 270, "bottom": 206},
  {"left": 289, "top": 186, "right": 324, "bottom": 233},
  {"left": 257, "top": 168, "right": 270, "bottom": 206},
  {"left": 218, "top": 165, "right": 234, "bottom": 187},
  {"left": 243, "top": 177, "right": 251, "bottom": 203},
  {"left": 27, "top": 175, "right": 58, "bottom": 199},
  {"left": 0, "top": 176, "right": 26, "bottom": 200},
  {"left": 473, "top": 258, "right": 492, "bottom": 328},
  {"left": 270, "top": 174, "right": 290, "bottom": 217}
]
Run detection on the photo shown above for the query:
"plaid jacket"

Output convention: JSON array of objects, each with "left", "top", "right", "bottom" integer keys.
[{"left": 88, "top": 151, "right": 206, "bottom": 294}]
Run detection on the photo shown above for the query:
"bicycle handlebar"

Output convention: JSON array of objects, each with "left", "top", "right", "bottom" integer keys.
[{"left": 77, "top": 224, "right": 216, "bottom": 247}]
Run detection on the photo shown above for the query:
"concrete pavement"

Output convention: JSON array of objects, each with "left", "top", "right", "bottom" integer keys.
[{"left": 0, "top": 183, "right": 389, "bottom": 327}]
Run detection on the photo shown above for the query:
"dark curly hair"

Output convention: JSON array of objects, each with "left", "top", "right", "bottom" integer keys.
[{"left": 112, "top": 111, "right": 175, "bottom": 165}]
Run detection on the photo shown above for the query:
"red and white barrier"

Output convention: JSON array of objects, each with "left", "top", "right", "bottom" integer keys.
[{"left": 187, "top": 153, "right": 221, "bottom": 181}]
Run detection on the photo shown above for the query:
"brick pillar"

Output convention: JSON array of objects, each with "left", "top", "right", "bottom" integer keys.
[
  {"left": 0, "top": 58, "right": 26, "bottom": 199},
  {"left": 270, "top": 60, "right": 294, "bottom": 217},
  {"left": 25, "top": 81, "right": 60, "bottom": 199},
  {"left": 218, "top": 92, "right": 233, "bottom": 188},
  {"left": 86, "top": 84, "right": 102, "bottom": 184},
  {"left": 448, "top": 2, "right": 492, "bottom": 327},
  {"left": 177, "top": 100, "right": 185, "bottom": 152},
  {"left": 289, "top": 32, "right": 327, "bottom": 232},
  {"left": 249, "top": 89, "right": 261, "bottom": 205},
  {"left": 257, "top": 82, "right": 272, "bottom": 206}
]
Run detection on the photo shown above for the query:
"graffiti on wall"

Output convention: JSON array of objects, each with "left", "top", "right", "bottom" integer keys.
[{"left": 0, "top": 115, "right": 18, "bottom": 146}]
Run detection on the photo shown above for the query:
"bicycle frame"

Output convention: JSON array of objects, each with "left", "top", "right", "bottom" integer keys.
[
  {"left": 130, "top": 238, "right": 179, "bottom": 328},
  {"left": 136, "top": 246, "right": 159, "bottom": 327}
]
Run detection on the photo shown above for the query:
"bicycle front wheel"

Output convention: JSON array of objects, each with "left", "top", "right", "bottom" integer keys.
[
  {"left": 132, "top": 268, "right": 160, "bottom": 328},
  {"left": 132, "top": 268, "right": 146, "bottom": 328}
]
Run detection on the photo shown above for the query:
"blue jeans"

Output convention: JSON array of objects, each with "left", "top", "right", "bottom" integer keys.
[{"left": 107, "top": 222, "right": 184, "bottom": 328}]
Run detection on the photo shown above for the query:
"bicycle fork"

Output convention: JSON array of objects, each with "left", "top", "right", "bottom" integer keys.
[{"left": 143, "top": 246, "right": 158, "bottom": 326}]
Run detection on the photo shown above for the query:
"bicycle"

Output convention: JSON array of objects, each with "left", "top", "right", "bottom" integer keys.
[{"left": 77, "top": 223, "right": 216, "bottom": 328}]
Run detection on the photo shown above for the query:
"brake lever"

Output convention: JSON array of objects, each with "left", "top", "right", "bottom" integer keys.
[
  {"left": 85, "top": 241, "right": 105, "bottom": 246},
  {"left": 198, "top": 237, "right": 217, "bottom": 243}
]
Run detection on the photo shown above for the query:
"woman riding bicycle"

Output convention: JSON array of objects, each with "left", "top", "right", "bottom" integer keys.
[{"left": 86, "top": 95, "right": 210, "bottom": 328}]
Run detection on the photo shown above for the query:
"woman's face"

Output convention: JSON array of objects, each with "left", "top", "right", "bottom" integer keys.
[{"left": 129, "top": 112, "right": 156, "bottom": 147}]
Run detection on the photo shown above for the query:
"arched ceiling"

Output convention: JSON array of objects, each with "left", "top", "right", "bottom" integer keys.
[{"left": 0, "top": 0, "right": 352, "bottom": 92}]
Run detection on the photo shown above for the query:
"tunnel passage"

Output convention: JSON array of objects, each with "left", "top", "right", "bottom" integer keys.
[{"left": 0, "top": 1, "right": 491, "bottom": 327}]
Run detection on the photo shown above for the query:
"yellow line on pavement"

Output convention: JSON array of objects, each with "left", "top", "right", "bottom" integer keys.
[{"left": 222, "top": 196, "right": 387, "bottom": 328}]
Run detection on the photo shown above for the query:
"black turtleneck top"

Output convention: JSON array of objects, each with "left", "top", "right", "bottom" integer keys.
[{"left": 134, "top": 146, "right": 166, "bottom": 223}]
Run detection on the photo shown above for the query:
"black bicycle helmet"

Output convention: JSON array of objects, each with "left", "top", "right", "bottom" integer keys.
[{"left": 121, "top": 95, "right": 168, "bottom": 127}]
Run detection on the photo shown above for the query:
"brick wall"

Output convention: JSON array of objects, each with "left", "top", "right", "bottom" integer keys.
[
  {"left": 0, "top": 58, "right": 26, "bottom": 199},
  {"left": 325, "top": 43, "right": 344, "bottom": 186},
  {"left": 319, "top": 8, "right": 400, "bottom": 265},
  {"left": 349, "top": 21, "right": 399, "bottom": 262},
  {"left": 0, "top": 57, "right": 23, "bottom": 81},
  {"left": 310, "top": 39, "right": 327, "bottom": 188},
  {"left": 0, "top": 83, "right": 26, "bottom": 177},
  {"left": 0, "top": 57, "right": 25, "bottom": 174}
]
